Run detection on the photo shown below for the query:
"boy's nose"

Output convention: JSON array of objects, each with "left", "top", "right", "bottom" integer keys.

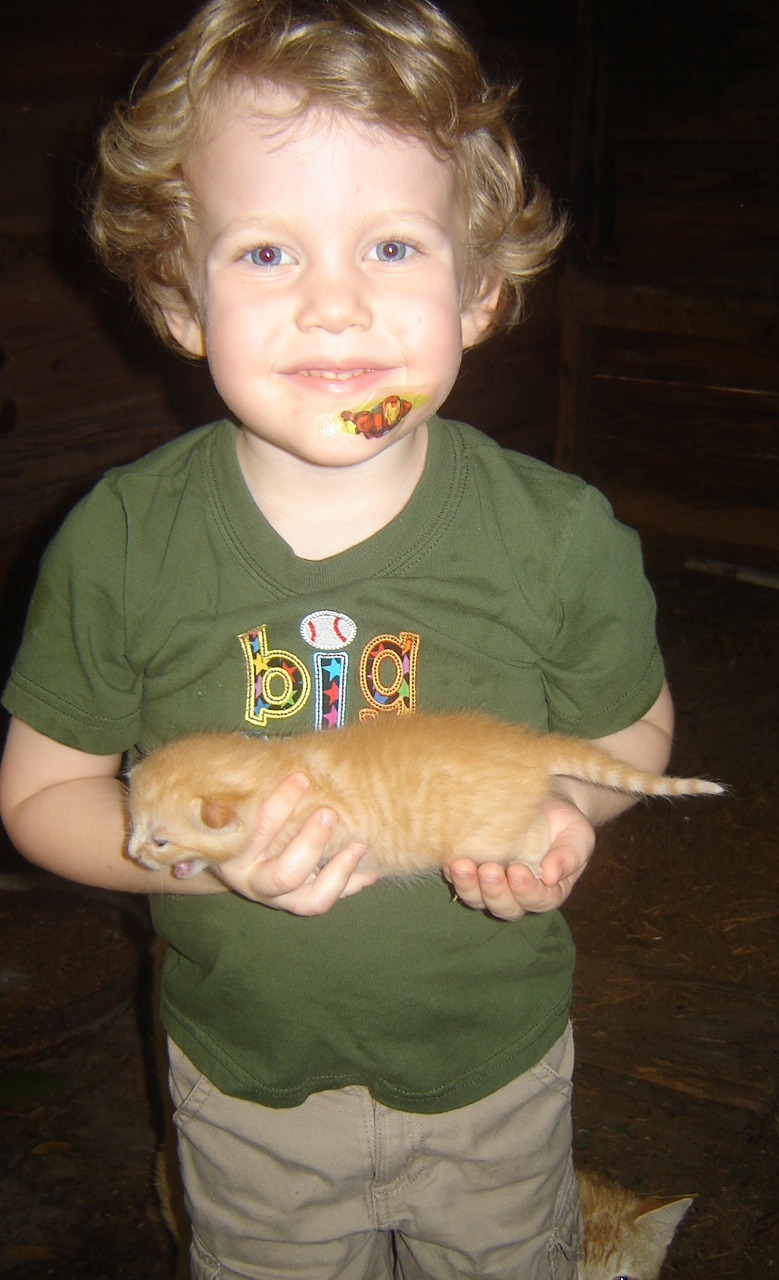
[{"left": 295, "top": 263, "right": 372, "bottom": 334}]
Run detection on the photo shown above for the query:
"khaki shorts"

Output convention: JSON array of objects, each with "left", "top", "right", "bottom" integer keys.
[{"left": 168, "top": 1025, "right": 581, "bottom": 1280}]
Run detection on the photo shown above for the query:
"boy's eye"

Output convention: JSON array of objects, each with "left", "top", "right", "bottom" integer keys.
[
  {"left": 369, "top": 240, "right": 413, "bottom": 263},
  {"left": 247, "top": 245, "right": 291, "bottom": 267}
]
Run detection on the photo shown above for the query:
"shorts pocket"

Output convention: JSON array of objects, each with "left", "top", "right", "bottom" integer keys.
[
  {"left": 167, "top": 1038, "right": 218, "bottom": 1126},
  {"left": 546, "top": 1157, "right": 584, "bottom": 1280},
  {"left": 189, "top": 1230, "right": 226, "bottom": 1279},
  {"left": 529, "top": 1022, "right": 575, "bottom": 1096}
]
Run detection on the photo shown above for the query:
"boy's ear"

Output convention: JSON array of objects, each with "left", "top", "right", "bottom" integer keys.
[
  {"left": 460, "top": 278, "right": 504, "bottom": 349},
  {"left": 162, "top": 305, "right": 207, "bottom": 358}
]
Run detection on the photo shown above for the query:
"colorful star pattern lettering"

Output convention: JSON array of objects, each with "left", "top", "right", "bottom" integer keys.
[
  {"left": 238, "top": 625, "right": 311, "bottom": 727},
  {"left": 240, "top": 621, "right": 420, "bottom": 730},
  {"left": 313, "top": 653, "right": 348, "bottom": 730}
]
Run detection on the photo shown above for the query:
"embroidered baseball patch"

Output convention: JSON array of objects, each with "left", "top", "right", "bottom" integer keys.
[{"left": 299, "top": 610, "right": 357, "bottom": 651}]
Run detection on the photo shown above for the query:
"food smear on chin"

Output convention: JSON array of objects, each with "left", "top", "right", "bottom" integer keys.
[
  {"left": 341, "top": 394, "right": 412, "bottom": 438},
  {"left": 320, "top": 391, "right": 428, "bottom": 439}
]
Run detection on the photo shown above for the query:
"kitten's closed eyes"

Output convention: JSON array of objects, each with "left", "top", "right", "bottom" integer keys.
[{"left": 126, "top": 710, "right": 723, "bottom": 881}]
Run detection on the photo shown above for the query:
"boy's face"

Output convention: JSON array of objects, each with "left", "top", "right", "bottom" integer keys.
[{"left": 165, "top": 83, "right": 499, "bottom": 468}]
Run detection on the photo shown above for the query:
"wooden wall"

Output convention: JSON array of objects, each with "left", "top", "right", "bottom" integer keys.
[
  {"left": 1, "top": 3, "right": 223, "bottom": 670},
  {"left": 556, "top": 0, "right": 779, "bottom": 568}
]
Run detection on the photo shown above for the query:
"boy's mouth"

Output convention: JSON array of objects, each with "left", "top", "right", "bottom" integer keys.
[
  {"left": 296, "top": 368, "right": 375, "bottom": 381},
  {"left": 285, "top": 365, "right": 395, "bottom": 392},
  {"left": 283, "top": 364, "right": 399, "bottom": 401}
]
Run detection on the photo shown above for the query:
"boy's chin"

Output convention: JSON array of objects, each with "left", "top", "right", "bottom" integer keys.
[
  {"left": 281, "top": 423, "right": 424, "bottom": 468},
  {"left": 237, "top": 403, "right": 433, "bottom": 470}
]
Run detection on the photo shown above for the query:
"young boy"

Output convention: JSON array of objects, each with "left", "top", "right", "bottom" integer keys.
[{"left": 0, "top": 1, "right": 673, "bottom": 1276}]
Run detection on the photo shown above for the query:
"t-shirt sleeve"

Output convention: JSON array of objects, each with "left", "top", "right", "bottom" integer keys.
[
  {"left": 2, "top": 479, "right": 143, "bottom": 753},
  {"left": 541, "top": 484, "right": 665, "bottom": 739}
]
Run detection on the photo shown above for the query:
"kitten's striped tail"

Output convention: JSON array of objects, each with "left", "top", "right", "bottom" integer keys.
[{"left": 552, "top": 752, "right": 725, "bottom": 798}]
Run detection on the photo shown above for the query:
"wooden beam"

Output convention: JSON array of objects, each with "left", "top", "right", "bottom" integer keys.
[{"left": 557, "top": 272, "right": 779, "bottom": 346}]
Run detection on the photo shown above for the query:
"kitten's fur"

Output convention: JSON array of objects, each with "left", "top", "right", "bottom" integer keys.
[
  {"left": 127, "top": 711, "right": 722, "bottom": 880},
  {"left": 578, "top": 1169, "right": 694, "bottom": 1280}
]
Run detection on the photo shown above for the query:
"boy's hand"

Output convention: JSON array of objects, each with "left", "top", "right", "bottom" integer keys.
[
  {"left": 209, "top": 773, "right": 382, "bottom": 914},
  {"left": 442, "top": 797, "right": 595, "bottom": 920}
]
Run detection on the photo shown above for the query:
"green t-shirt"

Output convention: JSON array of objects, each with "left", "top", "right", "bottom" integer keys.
[{"left": 3, "top": 417, "right": 663, "bottom": 1112}]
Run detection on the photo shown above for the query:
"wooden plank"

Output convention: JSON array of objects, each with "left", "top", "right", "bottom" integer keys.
[
  {"left": 613, "top": 205, "right": 779, "bottom": 292},
  {"left": 567, "top": 0, "right": 612, "bottom": 258},
  {"left": 592, "top": 379, "right": 779, "bottom": 460},
  {"left": 572, "top": 954, "right": 779, "bottom": 1114},
  {"left": 0, "top": 255, "right": 223, "bottom": 591},
  {"left": 599, "top": 486, "right": 779, "bottom": 553},
  {"left": 585, "top": 386, "right": 779, "bottom": 507},
  {"left": 573, "top": 1059, "right": 754, "bottom": 1132},
  {"left": 593, "top": 328, "right": 779, "bottom": 396},
  {"left": 552, "top": 280, "right": 779, "bottom": 525},
  {"left": 576, "top": 1039, "right": 772, "bottom": 1114},
  {"left": 556, "top": 272, "right": 779, "bottom": 344},
  {"left": 444, "top": 302, "right": 561, "bottom": 462},
  {"left": 555, "top": 316, "right": 592, "bottom": 470}
]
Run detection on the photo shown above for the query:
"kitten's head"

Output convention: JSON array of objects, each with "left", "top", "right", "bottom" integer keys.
[
  {"left": 127, "top": 768, "right": 252, "bottom": 878},
  {"left": 579, "top": 1171, "right": 694, "bottom": 1280}
]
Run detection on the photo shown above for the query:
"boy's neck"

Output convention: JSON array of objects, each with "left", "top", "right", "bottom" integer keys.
[{"left": 235, "top": 421, "right": 430, "bottom": 560}]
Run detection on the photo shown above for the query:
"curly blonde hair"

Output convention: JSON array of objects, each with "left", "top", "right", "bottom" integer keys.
[{"left": 90, "top": 0, "right": 566, "bottom": 351}]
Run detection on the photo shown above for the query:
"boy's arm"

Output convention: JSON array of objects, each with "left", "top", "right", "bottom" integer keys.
[
  {"left": 443, "top": 681, "right": 674, "bottom": 920},
  {"left": 0, "top": 719, "right": 376, "bottom": 912}
]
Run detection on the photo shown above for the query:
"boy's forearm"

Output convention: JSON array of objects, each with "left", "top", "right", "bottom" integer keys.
[{"left": 4, "top": 776, "right": 225, "bottom": 895}]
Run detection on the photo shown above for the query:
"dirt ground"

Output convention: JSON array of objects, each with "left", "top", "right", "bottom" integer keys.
[
  {"left": 1, "top": 568, "right": 777, "bottom": 1278},
  {"left": 567, "top": 569, "right": 779, "bottom": 1277}
]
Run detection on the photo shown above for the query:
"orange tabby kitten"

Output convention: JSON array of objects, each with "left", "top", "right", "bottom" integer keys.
[
  {"left": 578, "top": 1169, "right": 694, "bottom": 1280},
  {"left": 126, "top": 711, "right": 723, "bottom": 880}
]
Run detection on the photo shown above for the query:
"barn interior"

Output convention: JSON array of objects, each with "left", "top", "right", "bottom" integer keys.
[{"left": 0, "top": 0, "right": 777, "bottom": 1276}]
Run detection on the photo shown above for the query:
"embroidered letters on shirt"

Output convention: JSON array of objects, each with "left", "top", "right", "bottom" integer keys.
[
  {"left": 238, "top": 625, "right": 311, "bottom": 727},
  {"left": 238, "top": 615, "right": 420, "bottom": 729},
  {"left": 358, "top": 633, "right": 419, "bottom": 720}
]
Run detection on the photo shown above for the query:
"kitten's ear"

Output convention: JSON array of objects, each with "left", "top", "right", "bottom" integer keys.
[
  {"left": 635, "top": 1196, "right": 695, "bottom": 1248},
  {"left": 193, "top": 795, "right": 243, "bottom": 831}
]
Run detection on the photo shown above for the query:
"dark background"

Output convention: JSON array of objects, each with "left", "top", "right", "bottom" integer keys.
[{"left": 1, "top": 1, "right": 777, "bottom": 1276}]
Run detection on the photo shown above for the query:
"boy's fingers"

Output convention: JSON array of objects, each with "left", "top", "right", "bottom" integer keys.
[
  {"left": 258, "top": 808, "right": 336, "bottom": 891},
  {"left": 443, "top": 858, "right": 482, "bottom": 906},
  {"left": 445, "top": 858, "right": 582, "bottom": 918},
  {"left": 538, "top": 800, "right": 596, "bottom": 886},
  {"left": 445, "top": 859, "right": 526, "bottom": 919},
  {"left": 338, "top": 859, "right": 383, "bottom": 897},
  {"left": 506, "top": 863, "right": 572, "bottom": 911},
  {"left": 248, "top": 771, "right": 312, "bottom": 849},
  {"left": 274, "top": 843, "right": 371, "bottom": 914},
  {"left": 212, "top": 804, "right": 337, "bottom": 900},
  {"left": 475, "top": 863, "right": 528, "bottom": 919}
]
